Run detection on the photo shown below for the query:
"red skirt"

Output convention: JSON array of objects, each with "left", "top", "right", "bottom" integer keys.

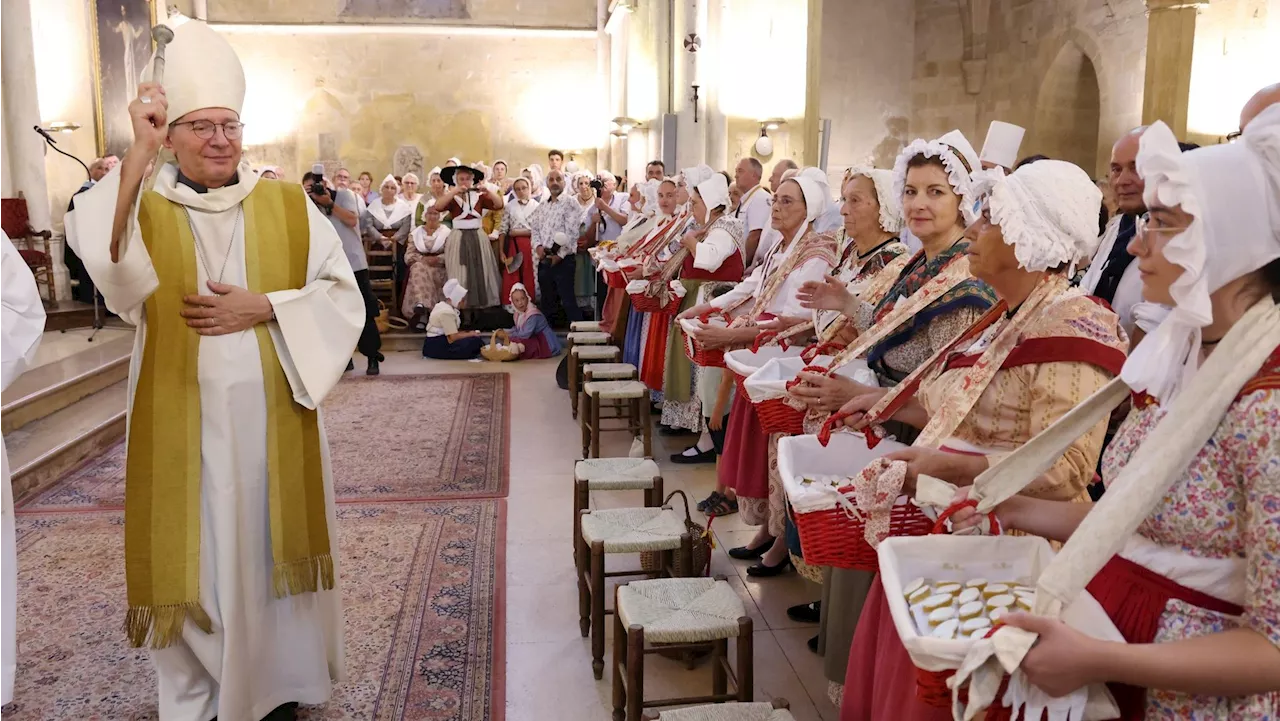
[
  {"left": 601, "top": 286, "right": 626, "bottom": 336},
  {"left": 718, "top": 395, "right": 769, "bottom": 497},
  {"left": 501, "top": 235, "right": 536, "bottom": 304},
  {"left": 1086, "top": 554, "right": 1243, "bottom": 720},
  {"left": 640, "top": 311, "right": 674, "bottom": 391}
]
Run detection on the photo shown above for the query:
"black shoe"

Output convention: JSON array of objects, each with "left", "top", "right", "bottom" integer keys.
[
  {"left": 262, "top": 702, "right": 298, "bottom": 721},
  {"left": 659, "top": 424, "right": 695, "bottom": 437},
  {"left": 787, "top": 601, "right": 822, "bottom": 624},
  {"left": 728, "top": 536, "right": 775, "bottom": 560},
  {"left": 746, "top": 556, "right": 793, "bottom": 577},
  {"left": 346, "top": 359, "right": 355, "bottom": 372},
  {"left": 696, "top": 491, "right": 723, "bottom": 512},
  {"left": 366, "top": 358, "right": 380, "bottom": 376},
  {"left": 807, "top": 634, "right": 820, "bottom": 653},
  {"left": 671, "top": 447, "right": 716, "bottom": 464},
  {"left": 376, "top": 352, "right": 385, "bottom": 362}
]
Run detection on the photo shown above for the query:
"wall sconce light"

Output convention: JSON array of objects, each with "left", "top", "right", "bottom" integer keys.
[
  {"left": 754, "top": 119, "right": 785, "bottom": 156},
  {"left": 610, "top": 129, "right": 630, "bottom": 139},
  {"left": 612, "top": 116, "right": 642, "bottom": 133}
]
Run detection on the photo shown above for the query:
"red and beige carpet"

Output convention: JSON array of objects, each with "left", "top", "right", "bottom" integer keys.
[{"left": 6, "top": 373, "right": 509, "bottom": 721}]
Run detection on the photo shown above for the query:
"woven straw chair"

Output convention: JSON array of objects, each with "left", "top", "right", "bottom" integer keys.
[
  {"left": 579, "top": 379, "right": 652, "bottom": 459},
  {"left": 612, "top": 577, "right": 755, "bottom": 721},
  {"left": 573, "top": 458, "right": 664, "bottom": 566},
  {"left": 568, "top": 344, "right": 621, "bottom": 417},
  {"left": 577, "top": 504, "right": 696, "bottom": 679},
  {"left": 641, "top": 699, "right": 794, "bottom": 721}
]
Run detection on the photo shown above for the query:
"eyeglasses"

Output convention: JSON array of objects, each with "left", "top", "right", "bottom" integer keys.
[
  {"left": 1226, "top": 130, "right": 1242, "bottom": 143},
  {"left": 172, "top": 120, "right": 245, "bottom": 140},
  {"left": 1135, "top": 212, "right": 1188, "bottom": 238}
]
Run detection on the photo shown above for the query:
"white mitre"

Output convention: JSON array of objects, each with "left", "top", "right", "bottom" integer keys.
[
  {"left": 141, "top": 14, "right": 246, "bottom": 123},
  {"left": 981, "top": 121, "right": 1026, "bottom": 169}
]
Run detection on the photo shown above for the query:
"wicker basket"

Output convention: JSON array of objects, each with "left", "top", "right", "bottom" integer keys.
[
  {"left": 680, "top": 313, "right": 730, "bottom": 368},
  {"left": 640, "top": 490, "right": 712, "bottom": 577},
  {"left": 790, "top": 501, "right": 933, "bottom": 571},
  {"left": 629, "top": 290, "right": 682, "bottom": 314},
  {"left": 481, "top": 330, "right": 520, "bottom": 362},
  {"left": 754, "top": 398, "right": 807, "bottom": 436}
]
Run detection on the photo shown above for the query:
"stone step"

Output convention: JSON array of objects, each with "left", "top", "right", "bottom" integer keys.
[
  {"left": 6, "top": 379, "right": 128, "bottom": 503},
  {"left": 1, "top": 334, "right": 133, "bottom": 434}
]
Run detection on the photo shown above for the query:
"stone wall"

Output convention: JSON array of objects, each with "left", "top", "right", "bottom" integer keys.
[
  {"left": 818, "top": 0, "right": 915, "bottom": 182},
  {"left": 909, "top": 0, "right": 1147, "bottom": 178}
]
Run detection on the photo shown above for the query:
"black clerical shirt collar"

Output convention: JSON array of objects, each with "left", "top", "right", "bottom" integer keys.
[{"left": 176, "top": 170, "right": 240, "bottom": 194}]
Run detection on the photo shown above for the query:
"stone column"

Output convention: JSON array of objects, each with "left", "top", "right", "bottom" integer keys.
[
  {"left": 802, "top": 0, "right": 823, "bottom": 165},
  {"left": 1142, "top": 0, "right": 1205, "bottom": 138},
  {"left": 2, "top": 0, "right": 68, "bottom": 300}
]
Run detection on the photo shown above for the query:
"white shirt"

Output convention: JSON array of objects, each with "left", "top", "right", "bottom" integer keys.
[
  {"left": 1081, "top": 216, "right": 1161, "bottom": 338},
  {"left": 692, "top": 227, "right": 738, "bottom": 272},
  {"left": 735, "top": 184, "right": 772, "bottom": 236},
  {"left": 710, "top": 231, "right": 831, "bottom": 317}
]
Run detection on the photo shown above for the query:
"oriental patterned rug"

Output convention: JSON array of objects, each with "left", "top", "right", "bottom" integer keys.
[
  {"left": 19, "top": 373, "right": 511, "bottom": 511},
  {"left": 3, "top": 500, "right": 505, "bottom": 721}
]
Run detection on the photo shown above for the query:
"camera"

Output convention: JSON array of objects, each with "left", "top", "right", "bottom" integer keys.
[
  {"left": 589, "top": 178, "right": 604, "bottom": 193},
  {"left": 309, "top": 163, "right": 329, "bottom": 197}
]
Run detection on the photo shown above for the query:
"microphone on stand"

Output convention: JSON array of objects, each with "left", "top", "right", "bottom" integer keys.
[{"left": 33, "top": 125, "right": 59, "bottom": 145}]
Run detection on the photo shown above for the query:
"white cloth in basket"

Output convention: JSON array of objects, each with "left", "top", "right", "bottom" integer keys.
[
  {"left": 742, "top": 356, "right": 876, "bottom": 404},
  {"left": 723, "top": 346, "right": 805, "bottom": 379},
  {"left": 775, "top": 432, "right": 907, "bottom": 514}
]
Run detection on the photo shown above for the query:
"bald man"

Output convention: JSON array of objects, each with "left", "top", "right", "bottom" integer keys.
[
  {"left": 733, "top": 157, "right": 771, "bottom": 264},
  {"left": 769, "top": 158, "right": 798, "bottom": 193},
  {"left": 1238, "top": 82, "right": 1280, "bottom": 133},
  {"left": 1080, "top": 127, "right": 1149, "bottom": 338}
]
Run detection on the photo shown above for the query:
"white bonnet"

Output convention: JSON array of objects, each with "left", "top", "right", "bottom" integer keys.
[
  {"left": 969, "top": 159, "right": 1102, "bottom": 273},
  {"left": 380, "top": 174, "right": 399, "bottom": 190},
  {"left": 428, "top": 166, "right": 442, "bottom": 179},
  {"left": 892, "top": 129, "right": 982, "bottom": 224},
  {"left": 845, "top": 166, "right": 903, "bottom": 234},
  {"left": 682, "top": 164, "right": 716, "bottom": 190},
  {"left": 1121, "top": 116, "right": 1280, "bottom": 402},
  {"left": 786, "top": 174, "right": 827, "bottom": 225},
  {"left": 695, "top": 173, "right": 730, "bottom": 211},
  {"left": 443, "top": 278, "right": 468, "bottom": 307},
  {"left": 637, "top": 179, "right": 661, "bottom": 215}
]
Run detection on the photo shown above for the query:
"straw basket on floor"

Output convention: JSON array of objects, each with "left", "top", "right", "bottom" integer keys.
[
  {"left": 481, "top": 330, "right": 520, "bottom": 362},
  {"left": 375, "top": 301, "right": 409, "bottom": 333}
]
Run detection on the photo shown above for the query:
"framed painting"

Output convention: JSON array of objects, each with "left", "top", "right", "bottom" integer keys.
[{"left": 89, "top": 0, "right": 158, "bottom": 157}]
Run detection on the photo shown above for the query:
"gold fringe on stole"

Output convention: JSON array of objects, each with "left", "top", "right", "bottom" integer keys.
[{"left": 125, "top": 180, "right": 333, "bottom": 649}]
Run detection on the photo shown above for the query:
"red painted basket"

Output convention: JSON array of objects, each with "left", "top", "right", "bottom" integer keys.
[
  {"left": 629, "top": 290, "right": 682, "bottom": 314},
  {"left": 682, "top": 311, "right": 730, "bottom": 368}
]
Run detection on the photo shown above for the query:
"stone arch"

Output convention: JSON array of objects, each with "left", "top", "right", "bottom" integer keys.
[{"left": 1029, "top": 40, "right": 1102, "bottom": 176}]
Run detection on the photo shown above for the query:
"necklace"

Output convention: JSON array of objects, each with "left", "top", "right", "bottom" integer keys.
[{"left": 183, "top": 206, "right": 242, "bottom": 284}]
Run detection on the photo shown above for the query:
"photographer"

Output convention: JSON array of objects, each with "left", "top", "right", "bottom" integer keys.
[
  {"left": 304, "top": 168, "right": 383, "bottom": 375},
  {"left": 586, "top": 171, "right": 629, "bottom": 316}
]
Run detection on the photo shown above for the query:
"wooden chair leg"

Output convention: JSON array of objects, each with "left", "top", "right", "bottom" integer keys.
[
  {"left": 591, "top": 541, "right": 606, "bottom": 679},
  {"left": 574, "top": 480, "right": 589, "bottom": 565},
  {"left": 612, "top": 586, "right": 627, "bottom": 721},
  {"left": 626, "top": 625, "right": 645, "bottom": 721},
  {"left": 677, "top": 533, "right": 694, "bottom": 578},
  {"left": 640, "top": 396, "right": 653, "bottom": 458},
  {"left": 590, "top": 392, "right": 602, "bottom": 459},
  {"left": 576, "top": 512, "right": 590, "bottom": 637},
  {"left": 580, "top": 392, "right": 592, "bottom": 458},
  {"left": 737, "top": 616, "right": 754, "bottom": 701},
  {"left": 711, "top": 637, "right": 728, "bottom": 697}
]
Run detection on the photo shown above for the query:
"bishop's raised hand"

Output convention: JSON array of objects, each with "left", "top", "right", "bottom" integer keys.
[{"left": 129, "top": 83, "right": 169, "bottom": 156}]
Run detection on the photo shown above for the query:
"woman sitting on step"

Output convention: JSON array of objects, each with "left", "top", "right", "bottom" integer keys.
[{"left": 422, "top": 279, "right": 485, "bottom": 360}]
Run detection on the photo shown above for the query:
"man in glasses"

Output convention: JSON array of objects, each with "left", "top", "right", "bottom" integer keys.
[{"left": 65, "top": 16, "right": 361, "bottom": 721}]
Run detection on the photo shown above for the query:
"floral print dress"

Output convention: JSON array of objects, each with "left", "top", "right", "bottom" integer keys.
[{"left": 1098, "top": 345, "right": 1280, "bottom": 719}]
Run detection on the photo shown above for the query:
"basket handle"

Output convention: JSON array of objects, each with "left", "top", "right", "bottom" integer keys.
[
  {"left": 663, "top": 488, "right": 694, "bottom": 522},
  {"left": 784, "top": 364, "right": 832, "bottom": 392},
  {"left": 816, "top": 411, "right": 852, "bottom": 446},
  {"left": 929, "top": 499, "right": 1002, "bottom": 536},
  {"left": 751, "top": 331, "right": 789, "bottom": 353},
  {"left": 800, "top": 341, "right": 842, "bottom": 364}
]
